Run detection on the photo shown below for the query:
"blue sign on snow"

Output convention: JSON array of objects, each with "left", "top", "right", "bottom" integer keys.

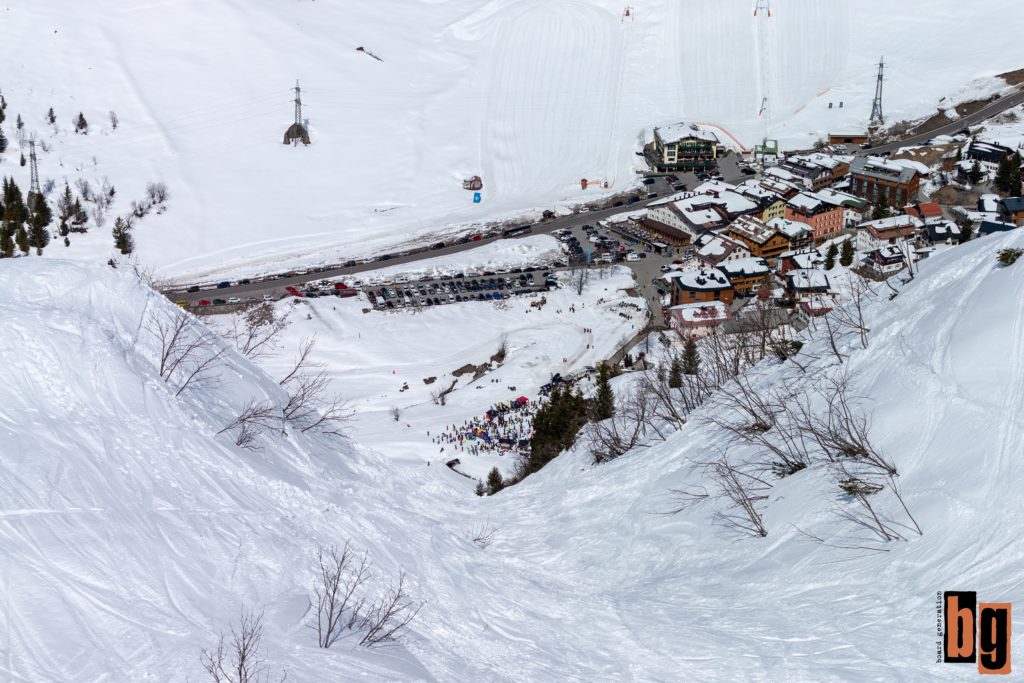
[{"left": 473, "top": 192, "right": 482, "bottom": 204}]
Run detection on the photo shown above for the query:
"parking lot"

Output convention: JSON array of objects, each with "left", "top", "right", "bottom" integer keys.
[{"left": 365, "top": 268, "right": 553, "bottom": 311}]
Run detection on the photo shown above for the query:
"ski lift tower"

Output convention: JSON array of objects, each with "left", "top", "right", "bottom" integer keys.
[{"left": 870, "top": 57, "right": 885, "bottom": 126}]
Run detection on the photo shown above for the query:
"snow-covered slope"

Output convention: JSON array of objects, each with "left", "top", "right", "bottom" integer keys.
[
  {"left": 4, "top": 232, "right": 1024, "bottom": 680},
  {"left": 1, "top": 1, "right": 1021, "bottom": 279}
]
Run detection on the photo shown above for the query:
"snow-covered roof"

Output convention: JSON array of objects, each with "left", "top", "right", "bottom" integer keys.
[
  {"left": 670, "top": 300, "right": 730, "bottom": 323},
  {"left": 734, "top": 179, "right": 779, "bottom": 200},
  {"left": 787, "top": 192, "right": 825, "bottom": 212},
  {"left": 766, "top": 217, "right": 812, "bottom": 238},
  {"left": 727, "top": 215, "right": 777, "bottom": 244},
  {"left": 850, "top": 156, "right": 919, "bottom": 184},
  {"left": 814, "top": 188, "right": 867, "bottom": 209},
  {"left": 696, "top": 234, "right": 745, "bottom": 259},
  {"left": 670, "top": 268, "right": 732, "bottom": 290},
  {"left": 979, "top": 194, "right": 1001, "bottom": 213},
  {"left": 787, "top": 269, "right": 830, "bottom": 290},
  {"left": 858, "top": 214, "right": 922, "bottom": 235},
  {"left": 719, "top": 257, "right": 771, "bottom": 278},
  {"left": 654, "top": 122, "right": 719, "bottom": 144},
  {"left": 764, "top": 166, "right": 799, "bottom": 182},
  {"left": 887, "top": 158, "right": 931, "bottom": 176}
]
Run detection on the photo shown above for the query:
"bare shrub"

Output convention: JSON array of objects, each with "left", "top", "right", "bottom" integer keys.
[
  {"left": 470, "top": 521, "right": 498, "bottom": 549},
  {"left": 709, "top": 456, "right": 770, "bottom": 538},
  {"left": 312, "top": 543, "right": 372, "bottom": 648},
  {"left": 279, "top": 337, "right": 351, "bottom": 434},
  {"left": 200, "top": 609, "right": 284, "bottom": 683},
  {"left": 109, "top": 110, "right": 119, "bottom": 130},
  {"left": 228, "top": 301, "right": 289, "bottom": 361},
  {"left": 390, "top": 406, "right": 401, "bottom": 422},
  {"left": 591, "top": 384, "right": 663, "bottom": 463},
  {"left": 310, "top": 543, "right": 421, "bottom": 649},
  {"left": 147, "top": 181, "right": 169, "bottom": 204},
  {"left": 218, "top": 399, "right": 281, "bottom": 449},
  {"left": 148, "top": 309, "right": 226, "bottom": 396}
]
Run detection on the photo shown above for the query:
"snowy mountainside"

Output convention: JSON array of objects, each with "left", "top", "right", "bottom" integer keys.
[
  {"left": 2, "top": 241, "right": 1024, "bottom": 680},
  {"left": 0, "top": 0, "right": 1021, "bottom": 280}
]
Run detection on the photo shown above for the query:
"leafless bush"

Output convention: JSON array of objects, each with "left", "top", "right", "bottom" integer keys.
[
  {"left": 312, "top": 543, "right": 372, "bottom": 648},
  {"left": 390, "top": 406, "right": 401, "bottom": 422},
  {"left": 91, "top": 205, "right": 106, "bottom": 228},
  {"left": 228, "top": 302, "right": 289, "bottom": 360},
  {"left": 109, "top": 110, "right": 119, "bottom": 130},
  {"left": 470, "top": 521, "right": 498, "bottom": 549},
  {"left": 429, "top": 380, "right": 456, "bottom": 407},
  {"left": 147, "top": 181, "right": 169, "bottom": 204},
  {"left": 664, "top": 485, "right": 710, "bottom": 514},
  {"left": 358, "top": 571, "right": 422, "bottom": 648},
  {"left": 75, "top": 178, "right": 94, "bottom": 202},
  {"left": 148, "top": 309, "right": 226, "bottom": 396},
  {"left": 200, "top": 609, "right": 284, "bottom": 683},
  {"left": 218, "top": 399, "right": 281, "bottom": 449},
  {"left": 310, "top": 543, "right": 421, "bottom": 649},
  {"left": 130, "top": 199, "right": 151, "bottom": 218},
  {"left": 830, "top": 272, "right": 876, "bottom": 349},
  {"left": 591, "top": 384, "right": 663, "bottom": 463},
  {"left": 493, "top": 334, "right": 508, "bottom": 363},
  {"left": 572, "top": 266, "right": 589, "bottom": 295},
  {"left": 709, "top": 457, "right": 770, "bottom": 538},
  {"left": 279, "top": 337, "right": 351, "bottom": 435}
]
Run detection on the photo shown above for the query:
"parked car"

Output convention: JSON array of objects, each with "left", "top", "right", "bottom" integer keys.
[
  {"left": 262, "top": 294, "right": 274, "bottom": 302},
  {"left": 227, "top": 296, "right": 241, "bottom": 304},
  {"left": 625, "top": 252, "right": 641, "bottom": 262},
  {"left": 642, "top": 178, "right": 656, "bottom": 185},
  {"left": 213, "top": 298, "right": 227, "bottom": 305},
  {"left": 578, "top": 206, "right": 590, "bottom": 213},
  {"left": 627, "top": 196, "right": 640, "bottom": 205},
  {"left": 198, "top": 299, "right": 211, "bottom": 306},
  {"left": 187, "top": 285, "right": 200, "bottom": 293},
  {"left": 217, "top": 281, "right": 231, "bottom": 289},
  {"left": 470, "top": 234, "right": 483, "bottom": 241},
  {"left": 431, "top": 241, "right": 446, "bottom": 250}
]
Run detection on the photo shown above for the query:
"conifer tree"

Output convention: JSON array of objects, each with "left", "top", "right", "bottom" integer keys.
[
  {"left": 0, "top": 127, "right": 6, "bottom": 153},
  {"left": 995, "top": 155, "right": 1012, "bottom": 193},
  {"left": 825, "top": 242, "right": 838, "bottom": 269},
  {"left": 15, "top": 113, "right": 23, "bottom": 130},
  {"left": 871, "top": 194, "right": 889, "bottom": 221},
  {"left": 15, "top": 225, "right": 29, "bottom": 255},
  {"left": 75, "top": 112, "right": 88, "bottom": 134},
  {"left": 46, "top": 107, "right": 56, "bottom": 124},
  {"left": 0, "top": 106, "right": 5, "bottom": 125},
  {"left": 682, "top": 337, "right": 700, "bottom": 375},
  {"left": 592, "top": 363, "right": 614, "bottom": 420},
  {"left": 1, "top": 177, "right": 27, "bottom": 258},
  {"left": 668, "top": 357, "right": 683, "bottom": 388},
  {"left": 27, "top": 193, "right": 52, "bottom": 255},
  {"left": 474, "top": 481, "right": 486, "bottom": 497},
  {"left": 968, "top": 159, "right": 983, "bottom": 185},
  {"left": 112, "top": 216, "right": 133, "bottom": 254},
  {"left": 56, "top": 183, "right": 75, "bottom": 236},
  {"left": 19, "top": 153, "right": 25, "bottom": 167},
  {"left": 486, "top": 467, "right": 504, "bottom": 495},
  {"left": 840, "top": 238, "right": 855, "bottom": 267}
]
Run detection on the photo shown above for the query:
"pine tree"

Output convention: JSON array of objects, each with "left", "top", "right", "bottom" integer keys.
[
  {"left": 825, "top": 242, "right": 838, "bottom": 269},
  {"left": 682, "top": 337, "right": 700, "bottom": 375},
  {"left": 46, "top": 107, "right": 56, "bottom": 125},
  {"left": 15, "top": 113, "right": 23, "bottom": 130},
  {"left": 486, "top": 467, "right": 504, "bottom": 495},
  {"left": 1009, "top": 152, "right": 1023, "bottom": 196},
  {"left": 0, "top": 106, "right": 5, "bottom": 125},
  {"left": 0, "top": 127, "right": 7, "bottom": 153},
  {"left": 56, "top": 183, "right": 74, "bottom": 236},
  {"left": 840, "top": 238, "right": 855, "bottom": 266},
  {"left": 75, "top": 112, "right": 88, "bottom": 134},
  {"left": 112, "top": 216, "right": 133, "bottom": 254},
  {"left": 1, "top": 177, "right": 27, "bottom": 258},
  {"left": 871, "top": 194, "right": 889, "bottom": 221},
  {"left": 27, "top": 192, "right": 52, "bottom": 255},
  {"left": 19, "top": 153, "right": 26, "bottom": 167},
  {"left": 960, "top": 219, "right": 973, "bottom": 243},
  {"left": 994, "top": 155, "right": 1012, "bottom": 193},
  {"left": 474, "top": 481, "right": 486, "bottom": 497},
  {"left": 968, "top": 159, "right": 983, "bottom": 185},
  {"left": 15, "top": 225, "right": 29, "bottom": 255},
  {"left": 592, "top": 363, "right": 615, "bottom": 420},
  {"left": 668, "top": 357, "right": 683, "bottom": 388}
]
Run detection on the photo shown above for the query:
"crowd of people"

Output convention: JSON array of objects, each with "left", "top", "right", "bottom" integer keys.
[{"left": 432, "top": 397, "right": 541, "bottom": 457}]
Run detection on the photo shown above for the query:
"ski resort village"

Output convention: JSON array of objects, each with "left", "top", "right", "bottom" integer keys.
[{"left": 3, "top": 1, "right": 1024, "bottom": 681}]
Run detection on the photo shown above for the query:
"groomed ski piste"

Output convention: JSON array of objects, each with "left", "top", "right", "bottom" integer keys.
[
  {"left": 3, "top": 229, "right": 1024, "bottom": 682},
  {"left": 0, "top": 0, "right": 1021, "bottom": 281}
]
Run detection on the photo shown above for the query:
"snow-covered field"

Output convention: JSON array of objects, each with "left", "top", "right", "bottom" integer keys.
[
  {"left": 4, "top": 228, "right": 1024, "bottom": 680},
  {"left": 1, "top": 0, "right": 1021, "bottom": 280},
  {"left": 251, "top": 266, "right": 646, "bottom": 481}
]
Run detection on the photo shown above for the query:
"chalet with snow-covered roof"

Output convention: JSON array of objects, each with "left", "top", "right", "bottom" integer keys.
[
  {"left": 718, "top": 257, "right": 772, "bottom": 295},
  {"left": 777, "top": 247, "right": 824, "bottom": 274},
  {"left": 967, "top": 139, "right": 1013, "bottom": 165},
  {"left": 766, "top": 217, "right": 813, "bottom": 250},
  {"left": 1000, "top": 197, "right": 1024, "bottom": 226},
  {"left": 978, "top": 219, "right": 1019, "bottom": 237},
  {"left": 668, "top": 267, "right": 735, "bottom": 307},
  {"left": 921, "top": 219, "right": 962, "bottom": 246},
  {"left": 903, "top": 201, "right": 944, "bottom": 223},
  {"left": 793, "top": 295, "right": 834, "bottom": 328},
  {"left": 814, "top": 188, "right": 868, "bottom": 227},
  {"left": 724, "top": 215, "right": 791, "bottom": 259},
  {"left": 784, "top": 192, "right": 845, "bottom": 242},
  {"left": 648, "top": 123, "right": 721, "bottom": 173},
  {"left": 855, "top": 214, "right": 922, "bottom": 252},
  {"left": 785, "top": 269, "right": 831, "bottom": 301},
  {"left": 862, "top": 245, "right": 907, "bottom": 277},
  {"left": 693, "top": 232, "right": 751, "bottom": 267},
  {"left": 669, "top": 301, "right": 731, "bottom": 340}
]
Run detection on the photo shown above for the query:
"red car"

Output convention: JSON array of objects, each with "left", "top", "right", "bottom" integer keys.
[
  {"left": 334, "top": 283, "right": 349, "bottom": 290},
  {"left": 198, "top": 299, "right": 211, "bottom": 306},
  {"left": 470, "top": 234, "right": 483, "bottom": 241}
]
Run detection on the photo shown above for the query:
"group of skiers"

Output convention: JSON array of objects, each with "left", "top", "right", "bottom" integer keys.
[{"left": 432, "top": 397, "right": 541, "bottom": 457}]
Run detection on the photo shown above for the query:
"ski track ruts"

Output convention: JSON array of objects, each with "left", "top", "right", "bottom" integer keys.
[{"left": 995, "top": 268, "right": 1024, "bottom": 469}]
